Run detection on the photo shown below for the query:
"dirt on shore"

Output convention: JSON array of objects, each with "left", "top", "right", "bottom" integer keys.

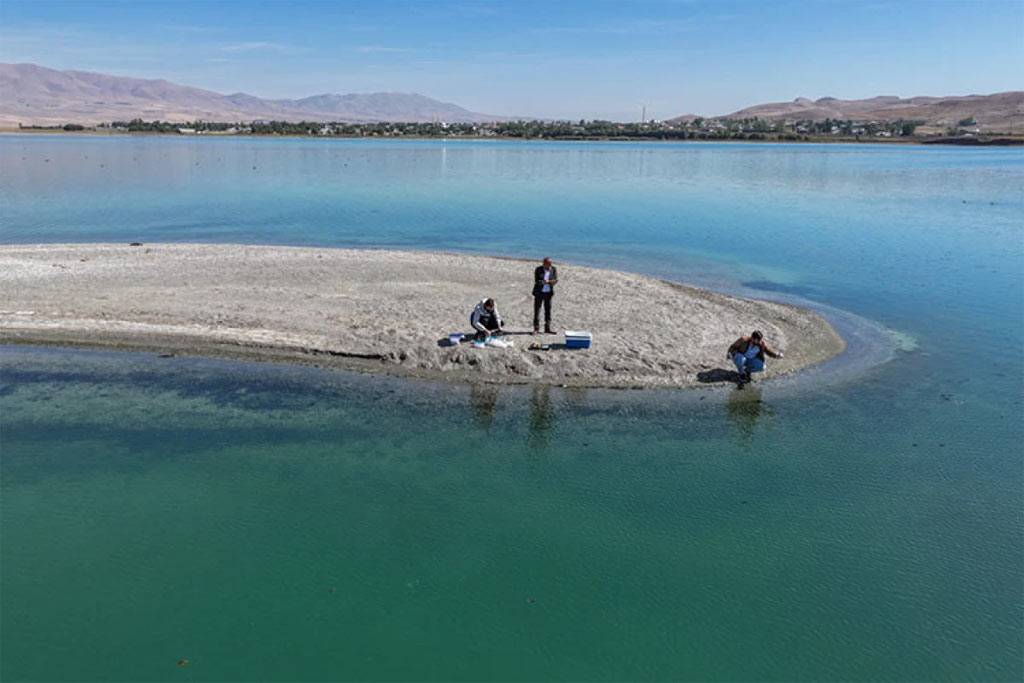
[{"left": 0, "top": 244, "right": 845, "bottom": 388}]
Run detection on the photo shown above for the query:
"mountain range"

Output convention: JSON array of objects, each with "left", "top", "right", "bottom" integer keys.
[
  {"left": 701, "top": 92, "right": 1023, "bottom": 133},
  {"left": 0, "top": 63, "right": 501, "bottom": 126},
  {"left": 1, "top": 63, "right": 1021, "bottom": 132}
]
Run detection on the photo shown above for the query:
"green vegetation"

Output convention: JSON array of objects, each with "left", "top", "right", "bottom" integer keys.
[
  {"left": 95, "top": 116, "right": 928, "bottom": 141},
  {"left": 20, "top": 115, "right": 1012, "bottom": 144},
  {"left": 107, "top": 119, "right": 239, "bottom": 133}
]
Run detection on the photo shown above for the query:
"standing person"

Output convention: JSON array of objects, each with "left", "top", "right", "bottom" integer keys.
[
  {"left": 532, "top": 257, "right": 559, "bottom": 334},
  {"left": 727, "top": 330, "right": 784, "bottom": 384},
  {"left": 470, "top": 298, "right": 504, "bottom": 341}
]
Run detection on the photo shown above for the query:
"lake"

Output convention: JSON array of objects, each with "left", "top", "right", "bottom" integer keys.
[{"left": 1, "top": 136, "right": 1022, "bottom": 681}]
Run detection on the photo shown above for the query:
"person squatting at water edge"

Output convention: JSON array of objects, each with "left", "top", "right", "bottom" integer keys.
[
  {"left": 471, "top": 298, "right": 504, "bottom": 341},
  {"left": 533, "top": 257, "right": 559, "bottom": 334},
  {"left": 727, "top": 330, "right": 784, "bottom": 384}
]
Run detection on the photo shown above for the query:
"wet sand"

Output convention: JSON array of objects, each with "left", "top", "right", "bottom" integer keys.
[{"left": 0, "top": 244, "right": 845, "bottom": 388}]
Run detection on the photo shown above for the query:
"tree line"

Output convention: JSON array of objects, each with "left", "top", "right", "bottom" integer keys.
[{"left": 29, "top": 116, "right": 935, "bottom": 140}]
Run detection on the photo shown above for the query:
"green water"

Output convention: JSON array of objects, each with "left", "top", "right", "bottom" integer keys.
[
  {"left": 1, "top": 347, "right": 1020, "bottom": 681},
  {"left": 1, "top": 137, "right": 1022, "bottom": 680}
]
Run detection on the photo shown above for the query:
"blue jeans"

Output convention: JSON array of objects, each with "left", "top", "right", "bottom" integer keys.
[{"left": 733, "top": 353, "right": 765, "bottom": 376}]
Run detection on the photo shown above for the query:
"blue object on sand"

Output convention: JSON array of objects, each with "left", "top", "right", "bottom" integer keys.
[{"left": 565, "top": 330, "right": 592, "bottom": 349}]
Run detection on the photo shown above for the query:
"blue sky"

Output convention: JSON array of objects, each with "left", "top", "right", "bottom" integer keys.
[{"left": 1, "top": 0, "right": 1021, "bottom": 120}]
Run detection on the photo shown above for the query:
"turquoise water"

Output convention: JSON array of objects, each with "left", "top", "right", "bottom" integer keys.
[{"left": 1, "top": 136, "right": 1022, "bottom": 680}]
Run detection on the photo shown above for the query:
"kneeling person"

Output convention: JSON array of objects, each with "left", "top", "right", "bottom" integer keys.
[
  {"left": 471, "top": 298, "right": 504, "bottom": 341},
  {"left": 727, "top": 330, "right": 783, "bottom": 383}
]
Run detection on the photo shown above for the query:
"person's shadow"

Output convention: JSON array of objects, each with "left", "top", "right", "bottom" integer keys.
[
  {"left": 696, "top": 367, "right": 744, "bottom": 384},
  {"left": 438, "top": 331, "right": 565, "bottom": 347}
]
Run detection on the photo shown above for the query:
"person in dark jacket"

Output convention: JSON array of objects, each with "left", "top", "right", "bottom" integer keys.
[
  {"left": 727, "top": 330, "right": 784, "bottom": 383},
  {"left": 532, "top": 257, "right": 558, "bottom": 334}
]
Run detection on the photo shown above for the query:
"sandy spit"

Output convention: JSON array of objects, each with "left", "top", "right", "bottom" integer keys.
[{"left": 0, "top": 244, "right": 844, "bottom": 388}]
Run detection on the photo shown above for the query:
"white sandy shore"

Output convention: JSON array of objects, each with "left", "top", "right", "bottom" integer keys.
[{"left": 0, "top": 244, "right": 845, "bottom": 388}]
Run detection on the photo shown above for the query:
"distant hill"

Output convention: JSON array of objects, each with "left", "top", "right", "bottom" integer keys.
[
  {"left": 678, "top": 92, "right": 1023, "bottom": 133},
  {"left": 0, "top": 63, "right": 502, "bottom": 126}
]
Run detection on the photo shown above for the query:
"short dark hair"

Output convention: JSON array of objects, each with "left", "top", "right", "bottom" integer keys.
[
  {"left": 484, "top": 298, "right": 495, "bottom": 307},
  {"left": 751, "top": 330, "right": 763, "bottom": 340}
]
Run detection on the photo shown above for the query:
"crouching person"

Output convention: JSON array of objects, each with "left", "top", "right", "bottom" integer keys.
[
  {"left": 727, "top": 330, "right": 784, "bottom": 384},
  {"left": 471, "top": 298, "right": 504, "bottom": 341}
]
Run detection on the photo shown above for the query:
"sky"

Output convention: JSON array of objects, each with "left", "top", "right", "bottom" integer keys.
[{"left": 1, "top": 0, "right": 1022, "bottom": 121}]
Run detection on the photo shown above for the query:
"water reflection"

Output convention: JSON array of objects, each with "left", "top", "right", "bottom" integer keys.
[
  {"left": 469, "top": 383, "right": 500, "bottom": 430},
  {"left": 528, "top": 385, "right": 555, "bottom": 448},
  {"left": 468, "top": 382, "right": 562, "bottom": 447},
  {"left": 726, "top": 385, "right": 763, "bottom": 444}
]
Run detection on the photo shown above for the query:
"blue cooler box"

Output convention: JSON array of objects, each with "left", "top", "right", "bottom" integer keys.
[{"left": 564, "top": 330, "right": 592, "bottom": 349}]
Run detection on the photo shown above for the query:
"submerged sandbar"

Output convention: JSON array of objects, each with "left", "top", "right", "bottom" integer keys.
[{"left": 0, "top": 244, "right": 844, "bottom": 388}]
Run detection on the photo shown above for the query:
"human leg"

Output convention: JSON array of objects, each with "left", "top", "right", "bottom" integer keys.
[
  {"left": 732, "top": 352, "right": 748, "bottom": 376},
  {"left": 542, "top": 293, "right": 553, "bottom": 332},
  {"left": 747, "top": 357, "right": 765, "bottom": 374},
  {"left": 533, "top": 295, "right": 542, "bottom": 332},
  {"left": 473, "top": 312, "right": 498, "bottom": 341}
]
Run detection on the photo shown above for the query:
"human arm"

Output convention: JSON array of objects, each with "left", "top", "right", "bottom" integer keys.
[
  {"left": 726, "top": 337, "right": 745, "bottom": 359},
  {"left": 470, "top": 308, "right": 487, "bottom": 333},
  {"left": 764, "top": 343, "right": 784, "bottom": 359}
]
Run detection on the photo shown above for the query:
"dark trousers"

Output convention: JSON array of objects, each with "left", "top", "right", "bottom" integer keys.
[{"left": 533, "top": 292, "right": 553, "bottom": 330}]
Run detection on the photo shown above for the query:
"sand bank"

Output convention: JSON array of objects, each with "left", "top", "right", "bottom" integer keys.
[{"left": 0, "top": 244, "right": 844, "bottom": 388}]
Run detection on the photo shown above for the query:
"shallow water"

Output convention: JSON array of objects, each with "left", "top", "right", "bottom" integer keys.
[{"left": 1, "top": 136, "right": 1022, "bottom": 680}]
